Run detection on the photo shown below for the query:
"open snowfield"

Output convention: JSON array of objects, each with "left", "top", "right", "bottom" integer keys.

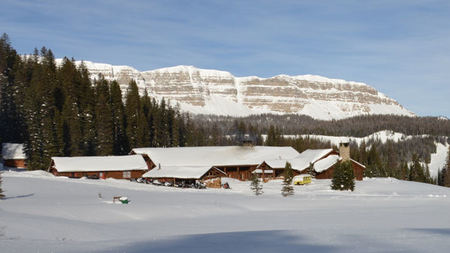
[{"left": 1, "top": 170, "right": 450, "bottom": 253}]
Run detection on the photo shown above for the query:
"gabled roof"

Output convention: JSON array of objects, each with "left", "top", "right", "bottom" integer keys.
[
  {"left": 264, "top": 148, "right": 334, "bottom": 171},
  {"left": 313, "top": 155, "right": 341, "bottom": 173},
  {"left": 131, "top": 146, "right": 300, "bottom": 167},
  {"left": 51, "top": 155, "right": 148, "bottom": 172},
  {"left": 2, "top": 143, "right": 26, "bottom": 160},
  {"left": 142, "top": 166, "right": 226, "bottom": 179}
]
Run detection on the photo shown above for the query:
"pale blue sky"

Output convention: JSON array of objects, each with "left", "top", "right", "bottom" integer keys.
[{"left": 1, "top": 0, "right": 449, "bottom": 117}]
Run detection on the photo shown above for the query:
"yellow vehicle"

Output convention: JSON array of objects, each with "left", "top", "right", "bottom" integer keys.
[{"left": 293, "top": 174, "right": 312, "bottom": 185}]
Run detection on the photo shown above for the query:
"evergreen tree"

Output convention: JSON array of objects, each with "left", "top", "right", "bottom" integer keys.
[
  {"left": 266, "top": 125, "right": 282, "bottom": 146},
  {"left": 442, "top": 146, "right": 450, "bottom": 187},
  {"left": 250, "top": 173, "right": 263, "bottom": 196},
  {"left": 307, "top": 162, "right": 315, "bottom": 177},
  {"left": 125, "top": 80, "right": 142, "bottom": 148},
  {"left": 409, "top": 154, "right": 428, "bottom": 183},
  {"left": 331, "top": 161, "right": 355, "bottom": 191},
  {"left": 110, "top": 81, "right": 128, "bottom": 154},
  {"left": 94, "top": 79, "right": 114, "bottom": 155},
  {"left": 0, "top": 171, "right": 4, "bottom": 199},
  {"left": 281, "top": 162, "right": 294, "bottom": 197}
]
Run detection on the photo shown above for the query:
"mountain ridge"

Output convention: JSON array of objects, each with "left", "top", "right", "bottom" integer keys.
[{"left": 54, "top": 59, "right": 415, "bottom": 120}]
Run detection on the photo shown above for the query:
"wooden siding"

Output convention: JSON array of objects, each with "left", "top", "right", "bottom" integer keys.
[
  {"left": 51, "top": 169, "right": 147, "bottom": 179},
  {"left": 314, "top": 160, "right": 365, "bottom": 181},
  {"left": 217, "top": 165, "right": 258, "bottom": 181},
  {"left": 3, "top": 159, "right": 26, "bottom": 168}
]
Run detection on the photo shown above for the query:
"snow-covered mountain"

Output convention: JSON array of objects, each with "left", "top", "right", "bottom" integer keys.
[{"left": 56, "top": 59, "right": 415, "bottom": 120}]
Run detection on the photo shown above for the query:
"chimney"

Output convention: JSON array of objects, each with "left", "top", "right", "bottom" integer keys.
[
  {"left": 339, "top": 142, "right": 350, "bottom": 162},
  {"left": 241, "top": 134, "right": 254, "bottom": 147}
]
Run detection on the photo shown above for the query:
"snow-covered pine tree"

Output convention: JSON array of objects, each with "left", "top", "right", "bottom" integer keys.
[
  {"left": 281, "top": 162, "right": 294, "bottom": 197},
  {"left": 331, "top": 161, "right": 355, "bottom": 191},
  {"left": 250, "top": 173, "right": 263, "bottom": 196}
]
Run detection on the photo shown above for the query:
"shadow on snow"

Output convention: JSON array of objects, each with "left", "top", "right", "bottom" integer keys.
[{"left": 96, "top": 230, "right": 337, "bottom": 253}]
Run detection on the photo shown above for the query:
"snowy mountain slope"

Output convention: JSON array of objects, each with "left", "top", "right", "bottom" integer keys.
[
  {"left": 1, "top": 171, "right": 450, "bottom": 252},
  {"left": 54, "top": 59, "right": 415, "bottom": 120}
]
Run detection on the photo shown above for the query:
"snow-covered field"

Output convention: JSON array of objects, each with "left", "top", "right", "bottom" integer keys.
[{"left": 1, "top": 170, "right": 450, "bottom": 252}]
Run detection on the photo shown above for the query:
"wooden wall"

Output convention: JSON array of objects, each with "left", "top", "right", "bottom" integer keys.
[
  {"left": 315, "top": 161, "right": 365, "bottom": 181},
  {"left": 217, "top": 165, "right": 258, "bottom": 181},
  {"left": 53, "top": 170, "right": 147, "bottom": 179},
  {"left": 3, "top": 159, "right": 26, "bottom": 168}
]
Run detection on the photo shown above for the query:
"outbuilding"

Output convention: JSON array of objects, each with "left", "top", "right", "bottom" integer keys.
[
  {"left": 49, "top": 155, "right": 149, "bottom": 179},
  {"left": 2, "top": 143, "right": 27, "bottom": 169}
]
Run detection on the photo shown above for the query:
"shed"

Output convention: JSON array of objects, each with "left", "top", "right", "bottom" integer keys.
[
  {"left": 2, "top": 143, "right": 27, "bottom": 169},
  {"left": 49, "top": 155, "right": 149, "bottom": 179}
]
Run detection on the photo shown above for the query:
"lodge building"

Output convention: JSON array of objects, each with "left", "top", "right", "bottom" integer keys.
[
  {"left": 49, "top": 155, "right": 149, "bottom": 179},
  {"left": 46, "top": 143, "right": 365, "bottom": 184},
  {"left": 2, "top": 143, "right": 27, "bottom": 169}
]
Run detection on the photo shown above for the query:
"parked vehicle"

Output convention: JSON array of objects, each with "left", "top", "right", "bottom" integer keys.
[
  {"left": 152, "top": 180, "right": 163, "bottom": 186},
  {"left": 293, "top": 174, "right": 312, "bottom": 185}
]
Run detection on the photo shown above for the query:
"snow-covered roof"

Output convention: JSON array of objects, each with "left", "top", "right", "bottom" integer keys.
[
  {"left": 264, "top": 148, "right": 334, "bottom": 171},
  {"left": 252, "top": 169, "right": 274, "bottom": 174},
  {"left": 132, "top": 146, "right": 300, "bottom": 167},
  {"left": 2, "top": 143, "right": 26, "bottom": 160},
  {"left": 51, "top": 155, "right": 148, "bottom": 172},
  {"left": 313, "top": 155, "right": 341, "bottom": 173},
  {"left": 142, "top": 166, "right": 226, "bottom": 179}
]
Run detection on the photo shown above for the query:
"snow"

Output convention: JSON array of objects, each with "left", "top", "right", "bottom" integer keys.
[
  {"left": 301, "top": 130, "right": 421, "bottom": 146},
  {"left": 142, "top": 165, "right": 223, "bottom": 179},
  {"left": 313, "top": 155, "right": 341, "bottom": 173},
  {"left": 132, "top": 146, "right": 300, "bottom": 167},
  {"left": 1, "top": 143, "right": 26, "bottom": 160},
  {"left": 289, "top": 149, "right": 334, "bottom": 171},
  {"left": 264, "top": 149, "right": 334, "bottom": 172},
  {"left": 253, "top": 169, "right": 274, "bottom": 174},
  {"left": 51, "top": 155, "right": 148, "bottom": 172},
  {"left": 428, "top": 142, "right": 449, "bottom": 178},
  {"left": 1, "top": 171, "right": 450, "bottom": 252}
]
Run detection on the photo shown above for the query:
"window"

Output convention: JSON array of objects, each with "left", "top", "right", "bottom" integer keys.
[{"left": 123, "top": 171, "right": 131, "bottom": 178}]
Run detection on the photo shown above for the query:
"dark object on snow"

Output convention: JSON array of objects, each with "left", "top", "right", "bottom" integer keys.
[
  {"left": 87, "top": 174, "right": 99, "bottom": 179},
  {"left": 222, "top": 182, "right": 230, "bottom": 189}
]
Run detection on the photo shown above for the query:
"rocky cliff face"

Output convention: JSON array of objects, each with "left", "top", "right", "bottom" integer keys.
[{"left": 60, "top": 60, "right": 415, "bottom": 120}]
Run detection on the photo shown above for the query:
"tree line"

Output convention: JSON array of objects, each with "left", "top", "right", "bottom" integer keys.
[
  {"left": 0, "top": 34, "right": 205, "bottom": 170},
  {"left": 1, "top": 33, "right": 449, "bottom": 187}
]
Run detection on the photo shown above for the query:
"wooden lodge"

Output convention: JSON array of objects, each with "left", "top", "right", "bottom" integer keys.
[
  {"left": 142, "top": 165, "right": 227, "bottom": 188},
  {"left": 258, "top": 143, "right": 365, "bottom": 181},
  {"left": 48, "top": 155, "right": 149, "bottom": 179},
  {"left": 2, "top": 143, "right": 27, "bottom": 169},
  {"left": 131, "top": 146, "right": 301, "bottom": 181}
]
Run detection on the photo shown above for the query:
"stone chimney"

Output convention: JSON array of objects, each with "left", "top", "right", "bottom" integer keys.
[
  {"left": 339, "top": 142, "right": 350, "bottom": 162},
  {"left": 241, "top": 134, "right": 254, "bottom": 147}
]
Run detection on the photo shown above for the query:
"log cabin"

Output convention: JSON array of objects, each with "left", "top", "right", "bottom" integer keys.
[
  {"left": 131, "top": 146, "right": 300, "bottom": 181},
  {"left": 48, "top": 155, "right": 149, "bottom": 179},
  {"left": 2, "top": 143, "right": 27, "bottom": 169}
]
